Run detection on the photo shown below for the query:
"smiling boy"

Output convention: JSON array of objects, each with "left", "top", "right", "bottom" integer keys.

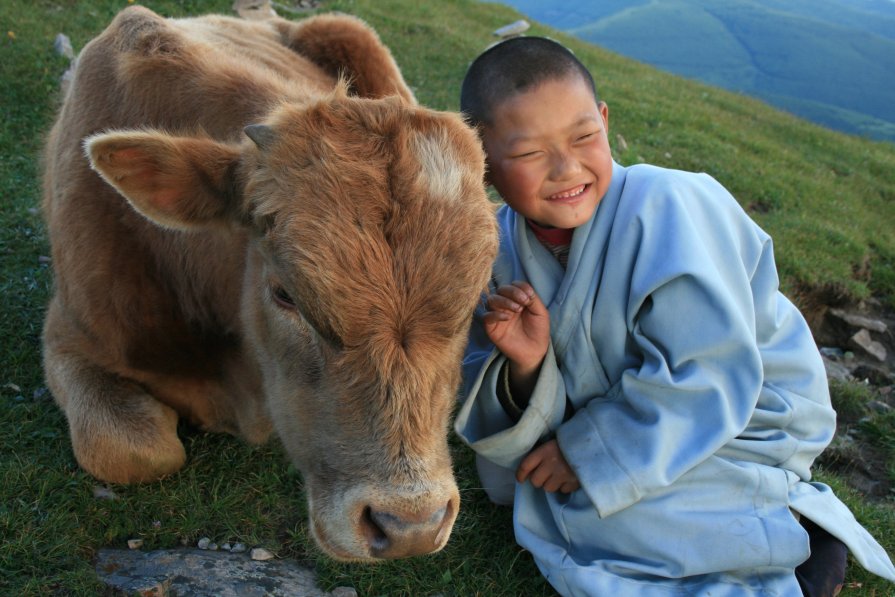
[{"left": 455, "top": 36, "right": 895, "bottom": 596}]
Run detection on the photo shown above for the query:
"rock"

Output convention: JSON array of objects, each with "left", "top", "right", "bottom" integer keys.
[
  {"left": 331, "top": 587, "right": 358, "bottom": 597},
  {"left": 493, "top": 20, "right": 530, "bottom": 38},
  {"left": 231, "top": 542, "right": 247, "bottom": 553},
  {"left": 829, "top": 308, "right": 888, "bottom": 334},
  {"left": 820, "top": 346, "right": 845, "bottom": 360},
  {"left": 128, "top": 538, "right": 144, "bottom": 550},
  {"left": 250, "top": 547, "right": 275, "bottom": 561},
  {"left": 851, "top": 364, "right": 894, "bottom": 386},
  {"left": 271, "top": 0, "right": 319, "bottom": 14},
  {"left": 221, "top": 542, "right": 232, "bottom": 551},
  {"left": 821, "top": 355, "right": 853, "bottom": 382},
  {"left": 615, "top": 134, "right": 628, "bottom": 152},
  {"left": 849, "top": 328, "right": 887, "bottom": 363},
  {"left": 93, "top": 486, "right": 119, "bottom": 500},
  {"left": 197, "top": 537, "right": 212, "bottom": 550},
  {"left": 233, "top": 0, "right": 277, "bottom": 20},
  {"left": 868, "top": 400, "right": 892, "bottom": 414},
  {"left": 95, "top": 548, "right": 330, "bottom": 596},
  {"left": 53, "top": 33, "right": 74, "bottom": 59}
]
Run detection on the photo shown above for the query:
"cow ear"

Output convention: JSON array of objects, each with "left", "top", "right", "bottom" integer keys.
[{"left": 85, "top": 130, "right": 242, "bottom": 230}]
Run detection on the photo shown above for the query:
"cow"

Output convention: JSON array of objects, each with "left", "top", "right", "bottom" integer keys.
[{"left": 40, "top": 6, "right": 498, "bottom": 561}]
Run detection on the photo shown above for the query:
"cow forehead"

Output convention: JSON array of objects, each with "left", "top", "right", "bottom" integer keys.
[
  {"left": 408, "top": 129, "right": 466, "bottom": 203},
  {"left": 258, "top": 99, "right": 489, "bottom": 267}
]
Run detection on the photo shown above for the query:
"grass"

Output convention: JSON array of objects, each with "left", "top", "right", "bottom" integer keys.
[{"left": 1, "top": 0, "right": 895, "bottom": 594}]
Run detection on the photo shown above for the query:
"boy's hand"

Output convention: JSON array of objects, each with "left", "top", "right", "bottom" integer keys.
[
  {"left": 482, "top": 281, "right": 549, "bottom": 377},
  {"left": 516, "top": 439, "right": 580, "bottom": 494}
]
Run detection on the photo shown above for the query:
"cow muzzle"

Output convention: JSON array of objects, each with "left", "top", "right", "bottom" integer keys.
[{"left": 360, "top": 498, "right": 456, "bottom": 559}]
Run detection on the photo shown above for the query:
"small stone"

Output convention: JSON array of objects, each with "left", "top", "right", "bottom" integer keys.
[
  {"left": 331, "top": 587, "right": 358, "bottom": 597},
  {"left": 820, "top": 346, "right": 844, "bottom": 360},
  {"left": 93, "top": 486, "right": 119, "bottom": 500},
  {"left": 849, "top": 328, "right": 887, "bottom": 362},
  {"left": 197, "top": 537, "right": 211, "bottom": 550},
  {"left": 127, "top": 538, "right": 143, "bottom": 550},
  {"left": 829, "top": 309, "right": 888, "bottom": 334},
  {"left": 53, "top": 33, "right": 74, "bottom": 59},
  {"left": 821, "top": 356, "right": 852, "bottom": 382},
  {"left": 615, "top": 134, "right": 628, "bottom": 152},
  {"left": 851, "top": 364, "right": 894, "bottom": 386},
  {"left": 493, "top": 19, "right": 530, "bottom": 38},
  {"left": 230, "top": 542, "right": 247, "bottom": 553},
  {"left": 233, "top": 0, "right": 277, "bottom": 20},
  {"left": 868, "top": 400, "right": 892, "bottom": 414},
  {"left": 221, "top": 542, "right": 232, "bottom": 551},
  {"left": 250, "top": 547, "right": 275, "bottom": 561},
  {"left": 207, "top": 542, "right": 218, "bottom": 551}
]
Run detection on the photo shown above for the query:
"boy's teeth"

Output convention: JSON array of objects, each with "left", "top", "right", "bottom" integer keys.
[{"left": 551, "top": 184, "right": 585, "bottom": 199}]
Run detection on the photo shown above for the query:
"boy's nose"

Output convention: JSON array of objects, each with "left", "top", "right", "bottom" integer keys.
[{"left": 549, "top": 152, "right": 581, "bottom": 180}]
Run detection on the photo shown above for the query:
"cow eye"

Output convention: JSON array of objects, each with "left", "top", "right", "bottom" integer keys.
[{"left": 272, "top": 285, "right": 297, "bottom": 310}]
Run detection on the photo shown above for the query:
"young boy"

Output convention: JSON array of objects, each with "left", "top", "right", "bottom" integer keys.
[{"left": 455, "top": 36, "right": 895, "bottom": 596}]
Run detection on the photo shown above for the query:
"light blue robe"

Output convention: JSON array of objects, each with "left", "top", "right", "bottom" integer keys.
[{"left": 456, "top": 162, "right": 895, "bottom": 596}]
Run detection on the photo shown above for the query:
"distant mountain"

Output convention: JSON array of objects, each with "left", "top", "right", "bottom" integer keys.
[{"left": 496, "top": 0, "right": 895, "bottom": 143}]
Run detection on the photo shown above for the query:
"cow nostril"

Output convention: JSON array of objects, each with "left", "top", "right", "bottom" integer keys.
[
  {"left": 363, "top": 499, "right": 455, "bottom": 558},
  {"left": 361, "top": 506, "right": 390, "bottom": 553},
  {"left": 433, "top": 499, "right": 455, "bottom": 546}
]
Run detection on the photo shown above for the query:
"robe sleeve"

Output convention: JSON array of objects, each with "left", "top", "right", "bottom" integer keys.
[
  {"left": 556, "top": 171, "right": 778, "bottom": 519},
  {"left": 455, "top": 322, "right": 568, "bottom": 471}
]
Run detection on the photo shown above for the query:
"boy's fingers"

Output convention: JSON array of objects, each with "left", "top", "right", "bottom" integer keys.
[
  {"left": 510, "top": 280, "right": 536, "bottom": 296},
  {"left": 504, "top": 281, "right": 548, "bottom": 316},
  {"left": 516, "top": 448, "right": 543, "bottom": 483},
  {"left": 516, "top": 451, "right": 541, "bottom": 483},
  {"left": 486, "top": 294, "right": 523, "bottom": 313},
  {"left": 497, "top": 283, "right": 534, "bottom": 306},
  {"left": 559, "top": 481, "right": 580, "bottom": 494},
  {"left": 482, "top": 311, "right": 512, "bottom": 326}
]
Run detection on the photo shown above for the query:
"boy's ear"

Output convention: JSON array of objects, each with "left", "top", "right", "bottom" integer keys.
[
  {"left": 85, "top": 130, "right": 242, "bottom": 230},
  {"left": 598, "top": 101, "right": 609, "bottom": 132}
]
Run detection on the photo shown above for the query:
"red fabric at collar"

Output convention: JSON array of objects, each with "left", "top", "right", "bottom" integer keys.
[{"left": 527, "top": 219, "right": 573, "bottom": 247}]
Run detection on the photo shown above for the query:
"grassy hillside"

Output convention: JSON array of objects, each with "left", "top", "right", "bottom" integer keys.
[{"left": 1, "top": 0, "right": 895, "bottom": 594}]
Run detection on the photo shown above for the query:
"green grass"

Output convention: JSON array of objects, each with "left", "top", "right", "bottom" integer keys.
[{"left": 2, "top": 0, "right": 895, "bottom": 594}]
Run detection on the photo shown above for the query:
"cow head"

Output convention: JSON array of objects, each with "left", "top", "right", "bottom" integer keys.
[{"left": 84, "top": 88, "right": 498, "bottom": 561}]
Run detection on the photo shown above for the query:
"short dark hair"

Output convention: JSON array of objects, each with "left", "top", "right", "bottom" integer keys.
[{"left": 460, "top": 36, "right": 598, "bottom": 128}]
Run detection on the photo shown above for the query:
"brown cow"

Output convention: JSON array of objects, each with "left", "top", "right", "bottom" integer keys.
[{"left": 41, "top": 6, "right": 497, "bottom": 561}]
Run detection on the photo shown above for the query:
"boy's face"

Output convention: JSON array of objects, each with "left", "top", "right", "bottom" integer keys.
[{"left": 482, "top": 75, "right": 612, "bottom": 229}]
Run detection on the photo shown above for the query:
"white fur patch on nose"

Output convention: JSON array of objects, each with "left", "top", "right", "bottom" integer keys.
[{"left": 410, "top": 130, "right": 464, "bottom": 201}]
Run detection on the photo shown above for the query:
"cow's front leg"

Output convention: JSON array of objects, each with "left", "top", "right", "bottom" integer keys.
[{"left": 43, "top": 302, "right": 186, "bottom": 484}]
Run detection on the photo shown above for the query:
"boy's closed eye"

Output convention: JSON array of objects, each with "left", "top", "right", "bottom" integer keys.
[
  {"left": 510, "top": 150, "right": 543, "bottom": 160},
  {"left": 573, "top": 128, "right": 602, "bottom": 144}
]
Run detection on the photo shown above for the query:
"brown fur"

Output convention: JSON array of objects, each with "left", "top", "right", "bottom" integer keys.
[{"left": 41, "top": 6, "right": 497, "bottom": 561}]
